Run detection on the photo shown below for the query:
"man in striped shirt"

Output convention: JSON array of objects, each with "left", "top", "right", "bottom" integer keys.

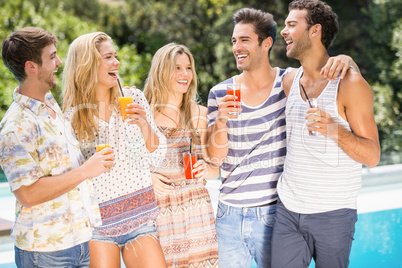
[
  {"left": 271, "top": 1, "right": 380, "bottom": 267},
  {"left": 207, "top": 7, "right": 355, "bottom": 268}
]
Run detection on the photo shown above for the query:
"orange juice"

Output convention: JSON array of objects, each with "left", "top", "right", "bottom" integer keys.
[
  {"left": 96, "top": 144, "right": 112, "bottom": 167},
  {"left": 227, "top": 89, "right": 241, "bottom": 105},
  {"left": 118, "top": 96, "right": 133, "bottom": 120},
  {"left": 227, "top": 84, "right": 241, "bottom": 113},
  {"left": 96, "top": 143, "right": 110, "bottom": 152},
  {"left": 183, "top": 152, "right": 197, "bottom": 180}
]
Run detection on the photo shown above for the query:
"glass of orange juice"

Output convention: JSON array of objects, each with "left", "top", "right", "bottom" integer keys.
[
  {"left": 227, "top": 84, "right": 241, "bottom": 115},
  {"left": 119, "top": 96, "right": 134, "bottom": 121},
  {"left": 183, "top": 152, "right": 197, "bottom": 180},
  {"left": 96, "top": 144, "right": 112, "bottom": 167}
]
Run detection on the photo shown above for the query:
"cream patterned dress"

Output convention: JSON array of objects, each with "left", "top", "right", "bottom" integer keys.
[{"left": 151, "top": 127, "right": 219, "bottom": 268}]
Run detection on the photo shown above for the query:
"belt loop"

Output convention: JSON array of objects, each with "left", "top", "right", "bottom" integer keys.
[{"left": 257, "top": 206, "right": 260, "bottom": 218}]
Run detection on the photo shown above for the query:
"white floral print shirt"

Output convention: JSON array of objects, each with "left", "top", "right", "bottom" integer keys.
[{"left": 0, "top": 88, "right": 101, "bottom": 252}]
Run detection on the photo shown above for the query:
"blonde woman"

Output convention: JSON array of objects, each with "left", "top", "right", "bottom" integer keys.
[
  {"left": 144, "top": 43, "right": 219, "bottom": 267},
  {"left": 62, "top": 32, "right": 167, "bottom": 268}
]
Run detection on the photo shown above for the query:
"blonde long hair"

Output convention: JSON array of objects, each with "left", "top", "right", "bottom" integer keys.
[
  {"left": 143, "top": 43, "right": 198, "bottom": 141},
  {"left": 62, "top": 32, "right": 120, "bottom": 143}
]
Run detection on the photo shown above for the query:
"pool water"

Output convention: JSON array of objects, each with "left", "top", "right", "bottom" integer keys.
[
  {"left": 307, "top": 208, "right": 402, "bottom": 268},
  {"left": 350, "top": 208, "right": 402, "bottom": 267},
  {"left": 0, "top": 185, "right": 11, "bottom": 197}
]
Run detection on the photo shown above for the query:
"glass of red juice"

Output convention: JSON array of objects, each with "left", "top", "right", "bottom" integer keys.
[
  {"left": 183, "top": 152, "right": 197, "bottom": 180},
  {"left": 227, "top": 84, "right": 241, "bottom": 115}
]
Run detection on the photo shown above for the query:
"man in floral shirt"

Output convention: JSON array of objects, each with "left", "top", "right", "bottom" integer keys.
[{"left": 0, "top": 27, "right": 114, "bottom": 267}]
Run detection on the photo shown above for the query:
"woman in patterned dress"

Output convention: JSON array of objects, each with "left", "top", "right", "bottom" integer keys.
[
  {"left": 62, "top": 32, "right": 167, "bottom": 268},
  {"left": 144, "top": 43, "right": 219, "bottom": 267}
]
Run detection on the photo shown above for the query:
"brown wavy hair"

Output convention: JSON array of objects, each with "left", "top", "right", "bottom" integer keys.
[
  {"left": 2, "top": 27, "right": 58, "bottom": 82},
  {"left": 233, "top": 8, "right": 277, "bottom": 55},
  {"left": 289, "top": 0, "right": 338, "bottom": 49}
]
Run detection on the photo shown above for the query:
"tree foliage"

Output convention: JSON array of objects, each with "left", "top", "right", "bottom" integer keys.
[
  {"left": 0, "top": 0, "right": 401, "bottom": 165},
  {"left": 361, "top": 0, "right": 402, "bottom": 163},
  {"left": 0, "top": 0, "right": 99, "bottom": 117}
]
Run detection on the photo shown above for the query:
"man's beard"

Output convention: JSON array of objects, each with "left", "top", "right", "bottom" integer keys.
[{"left": 288, "top": 31, "right": 311, "bottom": 60}]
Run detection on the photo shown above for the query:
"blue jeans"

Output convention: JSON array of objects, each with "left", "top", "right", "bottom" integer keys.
[
  {"left": 271, "top": 200, "right": 357, "bottom": 268},
  {"left": 91, "top": 221, "right": 158, "bottom": 247},
  {"left": 15, "top": 242, "right": 90, "bottom": 268},
  {"left": 216, "top": 201, "right": 277, "bottom": 268}
]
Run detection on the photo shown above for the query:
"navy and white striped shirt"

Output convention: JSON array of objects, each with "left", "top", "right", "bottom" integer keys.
[{"left": 207, "top": 67, "right": 291, "bottom": 207}]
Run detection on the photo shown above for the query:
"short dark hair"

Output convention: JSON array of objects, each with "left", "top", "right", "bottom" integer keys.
[
  {"left": 289, "top": 0, "right": 338, "bottom": 49},
  {"left": 233, "top": 8, "right": 277, "bottom": 54},
  {"left": 1, "top": 27, "right": 58, "bottom": 82}
]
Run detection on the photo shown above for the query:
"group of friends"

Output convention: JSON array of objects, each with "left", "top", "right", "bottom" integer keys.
[{"left": 0, "top": 0, "right": 380, "bottom": 267}]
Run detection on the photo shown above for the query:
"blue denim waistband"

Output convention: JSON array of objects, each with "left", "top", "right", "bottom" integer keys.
[{"left": 218, "top": 201, "right": 277, "bottom": 218}]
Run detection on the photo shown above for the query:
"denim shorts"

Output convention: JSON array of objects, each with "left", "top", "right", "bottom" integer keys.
[
  {"left": 15, "top": 242, "right": 89, "bottom": 268},
  {"left": 91, "top": 221, "right": 158, "bottom": 248}
]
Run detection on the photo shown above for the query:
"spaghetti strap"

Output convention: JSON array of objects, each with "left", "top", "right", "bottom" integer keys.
[{"left": 195, "top": 104, "right": 201, "bottom": 129}]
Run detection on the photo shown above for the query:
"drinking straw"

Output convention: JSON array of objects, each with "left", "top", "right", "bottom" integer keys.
[
  {"left": 299, "top": 73, "right": 312, "bottom": 108},
  {"left": 189, "top": 137, "right": 192, "bottom": 153},
  {"left": 300, "top": 83, "right": 312, "bottom": 108},
  {"left": 117, "top": 78, "right": 124, "bottom": 97}
]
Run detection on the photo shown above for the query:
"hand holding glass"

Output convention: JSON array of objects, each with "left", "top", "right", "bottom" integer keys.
[
  {"left": 306, "top": 98, "right": 321, "bottom": 136},
  {"left": 96, "top": 144, "right": 113, "bottom": 167}
]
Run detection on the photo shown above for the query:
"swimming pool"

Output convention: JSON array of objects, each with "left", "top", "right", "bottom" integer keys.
[
  {"left": 351, "top": 208, "right": 402, "bottom": 267},
  {"left": 306, "top": 208, "right": 402, "bottom": 268},
  {"left": 1, "top": 165, "right": 401, "bottom": 268}
]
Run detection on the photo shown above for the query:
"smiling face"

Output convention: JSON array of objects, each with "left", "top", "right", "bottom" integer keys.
[
  {"left": 281, "top": 9, "right": 312, "bottom": 61},
  {"left": 170, "top": 53, "right": 193, "bottom": 96},
  {"left": 97, "top": 40, "right": 120, "bottom": 90},
  {"left": 36, "top": 44, "right": 62, "bottom": 91},
  {"left": 232, "top": 23, "right": 265, "bottom": 72}
]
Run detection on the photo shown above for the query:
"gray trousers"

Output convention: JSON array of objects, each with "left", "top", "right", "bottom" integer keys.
[{"left": 271, "top": 200, "right": 357, "bottom": 268}]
